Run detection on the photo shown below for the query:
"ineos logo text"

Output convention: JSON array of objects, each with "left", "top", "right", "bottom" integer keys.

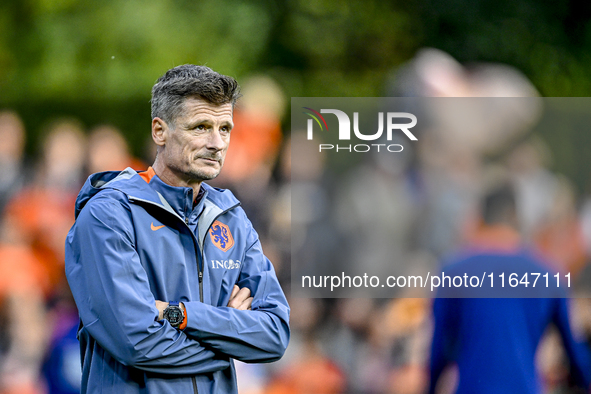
[{"left": 211, "top": 260, "right": 241, "bottom": 269}]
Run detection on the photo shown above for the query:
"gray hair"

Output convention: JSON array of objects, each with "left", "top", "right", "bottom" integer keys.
[{"left": 151, "top": 65, "right": 241, "bottom": 126}]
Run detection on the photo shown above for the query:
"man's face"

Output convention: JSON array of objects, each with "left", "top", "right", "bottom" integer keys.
[{"left": 159, "top": 97, "right": 233, "bottom": 183}]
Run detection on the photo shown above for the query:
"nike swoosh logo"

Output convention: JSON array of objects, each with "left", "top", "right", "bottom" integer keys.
[{"left": 151, "top": 223, "right": 166, "bottom": 231}]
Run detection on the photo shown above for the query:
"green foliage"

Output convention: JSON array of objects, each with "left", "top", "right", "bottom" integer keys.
[
  {"left": 0, "top": 0, "right": 273, "bottom": 102},
  {"left": 3, "top": 0, "right": 591, "bottom": 103},
  {"left": 2, "top": 0, "right": 591, "bottom": 175}
]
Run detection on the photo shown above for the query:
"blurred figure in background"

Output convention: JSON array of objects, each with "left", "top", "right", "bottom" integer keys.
[
  {"left": 87, "top": 125, "right": 146, "bottom": 174},
  {"left": 286, "top": 132, "right": 338, "bottom": 287},
  {"left": 219, "top": 75, "right": 284, "bottom": 183},
  {"left": 41, "top": 303, "right": 82, "bottom": 394},
  {"left": 36, "top": 119, "right": 87, "bottom": 192},
  {"left": 0, "top": 213, "right": 48, "bottom": 394},
  {"left": 0, "top": 111, "right": 28, "bottom": 214},
  {"left": 5, "top": 119, "right": 86, "bottom": 296},
  {"left": 429, "top": 183, "right": 591, "bottom": 394},
  {"left": 506, "top": 138, "right": 589, "bottom": 284},
  {"left": 1, "top": 118, "right": 87, "bottom": 393},
  {"left": 266, "top": 136, "right": 296, "bottom": 285},
  {"left": 506, "top": 138, "right": 560, "bottom": 243},
  {"left": 332, "top": 139, "right": 417, "bottom": 282},
  {"left": 383, "top": 295, "right": 431, "bottom": 394},
  {"left": 214, "top": 75, "right": 284, "bottom": 232},
  {"left": 391, "top": 48, "right": 541, "bottom": 259},
  {"left": 532, "top": 177, "right": 587, "bottom": 278},
  {"left": 265, "top": 298, "right": 345, "bottom": 394}
]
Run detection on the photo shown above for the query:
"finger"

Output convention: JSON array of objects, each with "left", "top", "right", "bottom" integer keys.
[
  {"left": 228, "top": 288, "right": 251, "bottom": 309},
  {"left": 228, "top": 285, "right": 240, "bottom": 302},
  {"left": 228, "top": 289, "right": 249, "bottom": 309},
  {"left": 235, "top": 297, "right": 253, "bottom": 311},
  {"left": 235, "top": 287, "right": 251, "bottom": 303}
]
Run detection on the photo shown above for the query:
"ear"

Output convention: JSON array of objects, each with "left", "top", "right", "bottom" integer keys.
[{"left": 152, "top": 117, "right": 169, "bottom": 148}]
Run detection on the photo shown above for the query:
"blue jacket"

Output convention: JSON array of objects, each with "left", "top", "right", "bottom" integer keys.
[{"left": 65, "top": 168, "right": 290, "bottom": 393}]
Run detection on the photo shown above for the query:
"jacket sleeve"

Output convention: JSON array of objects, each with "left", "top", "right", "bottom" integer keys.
[
  {"left": 65, "top": 195, "right": 230, "bottom": 375},
  {"left": 428, "top": 297, "right": 459, "bottom": 394},
  {"left": 182, "top": 219, "right": 290, "bottom": 363},
  {"left": 553, "top": 298, "right": 591, "bottom": 390}
]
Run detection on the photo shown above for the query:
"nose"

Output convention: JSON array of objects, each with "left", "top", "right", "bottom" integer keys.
[{"left": 206, "top": 127, "right": 226, "bottom": 151}]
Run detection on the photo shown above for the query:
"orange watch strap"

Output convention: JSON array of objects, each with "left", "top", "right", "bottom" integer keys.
[{"left": 179, "top": 302, "right": 187, "bottom": 330}]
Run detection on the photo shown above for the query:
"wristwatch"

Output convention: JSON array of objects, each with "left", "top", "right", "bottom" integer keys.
[{"left": 163, "top": 301, "right": 184, "bottom": 328}]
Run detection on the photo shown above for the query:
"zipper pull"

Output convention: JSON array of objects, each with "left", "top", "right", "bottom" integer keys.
[{"left": 198, "top": 271, "right": 203, "bottom": 282}]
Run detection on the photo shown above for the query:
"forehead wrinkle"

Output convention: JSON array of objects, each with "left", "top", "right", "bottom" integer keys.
[
  {"left": 183, "top": 116, "right": 234, "bottom": 128},
  {"left": 183, "top": 97, "right": 233, "bottom": 116},
  {"left": 177, "top": 98, "right": 234, "bottom": 129},
  {"left": 189, "top": 115, "right": 233, "bottom": 124},
  {"left": 185, "top": 107, "right": 233, "bottom": 118}
]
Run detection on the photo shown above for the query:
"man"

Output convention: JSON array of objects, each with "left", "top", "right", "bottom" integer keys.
[
  {"left": 428, "top": 184, "right": 591, "bottom": 393},
  {"left": 65, "top": 65, "right": 290, "bottom": 393}
]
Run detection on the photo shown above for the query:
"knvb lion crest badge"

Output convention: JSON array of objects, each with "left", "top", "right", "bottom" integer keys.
[{"left": 209, "top": 220, "right": 234, "bottom": 252}]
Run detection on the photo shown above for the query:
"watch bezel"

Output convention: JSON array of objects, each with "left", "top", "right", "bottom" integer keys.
[{"left": 163, "top": 304, "right": 184, "bottom": 327}]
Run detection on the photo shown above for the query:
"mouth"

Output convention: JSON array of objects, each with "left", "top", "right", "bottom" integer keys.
[{"left": 196, "top": 156, "right": 220, "bottom": 164}]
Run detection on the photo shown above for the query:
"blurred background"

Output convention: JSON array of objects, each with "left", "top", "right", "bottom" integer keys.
[{"left": 2, "top": 0, "right": 591, "bottom": 393}]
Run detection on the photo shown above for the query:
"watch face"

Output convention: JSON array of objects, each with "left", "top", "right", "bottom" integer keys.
[{"left": 164, "top": 306, "right": 184, "bottom": 326}]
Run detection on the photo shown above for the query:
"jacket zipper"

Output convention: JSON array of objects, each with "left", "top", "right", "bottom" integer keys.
[
  {"left": 192, "top": 376, "right": 198, "bottom": 394},
  {"left": 184, "top": 215, "right": 204, "bottom": 302},
  {"left": 198, "top": 271, "right": 203, "bottom": 302}
]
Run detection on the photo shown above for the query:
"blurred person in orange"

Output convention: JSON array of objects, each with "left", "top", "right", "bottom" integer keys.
[
  {"left": 5, "top": 119, "right": 86, "bottom": 296},
  {"left": 218, "top": 75, "right": 284, "bottom": 185},
  {"left": 265, "top": 298, "right": 345, "bottom": 394},
  {"left": 263, "top": 342, "right": 345, "bottom": 394},
  {"left": 0, "top": 215, "right": 49, "bottom": 394}
]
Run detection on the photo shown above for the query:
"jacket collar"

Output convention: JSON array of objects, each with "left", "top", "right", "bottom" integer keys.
[
  {"left": 75, "top": 167, "right": 240, "bottom": 220},
  {"left": 147, "top": 173, "right": 199, "bottom": 219}
]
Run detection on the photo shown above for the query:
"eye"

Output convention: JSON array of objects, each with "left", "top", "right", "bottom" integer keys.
[
  {"left": 220, "top": 126, "right": 232, "bottom": 134},
  {"left": 196, "top": 124, "right": 205, "bottom": 130}
]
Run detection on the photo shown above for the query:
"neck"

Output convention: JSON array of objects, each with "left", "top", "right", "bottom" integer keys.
[
  {"left": 467, "top": 222, "right": 521, "bottom": 252},
  {"left": 152, "top": 159, "right": 202, "bottom": 198}
]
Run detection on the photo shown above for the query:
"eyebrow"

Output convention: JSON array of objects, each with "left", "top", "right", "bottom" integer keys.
[{"left": 184, "top": 119, "right": 234, "bottom": 129}]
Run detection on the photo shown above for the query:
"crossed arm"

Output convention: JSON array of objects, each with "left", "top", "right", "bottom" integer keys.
[
  {"left": 157, "top": 233, "right": 290, "bottom": 363},
  {"left": 155, "top": 285, "right": 253, "bottom": 320}
]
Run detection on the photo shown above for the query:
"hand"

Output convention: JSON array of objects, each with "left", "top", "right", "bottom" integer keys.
[
  {"left": 155, "top": 301, "right": 186, "bottom": 321},
  {"left": 227, "top": 285, "right": 253, "bottom": 310},
  {"left": 156, "top": 300, "right": 168, "bottom": 320}
]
